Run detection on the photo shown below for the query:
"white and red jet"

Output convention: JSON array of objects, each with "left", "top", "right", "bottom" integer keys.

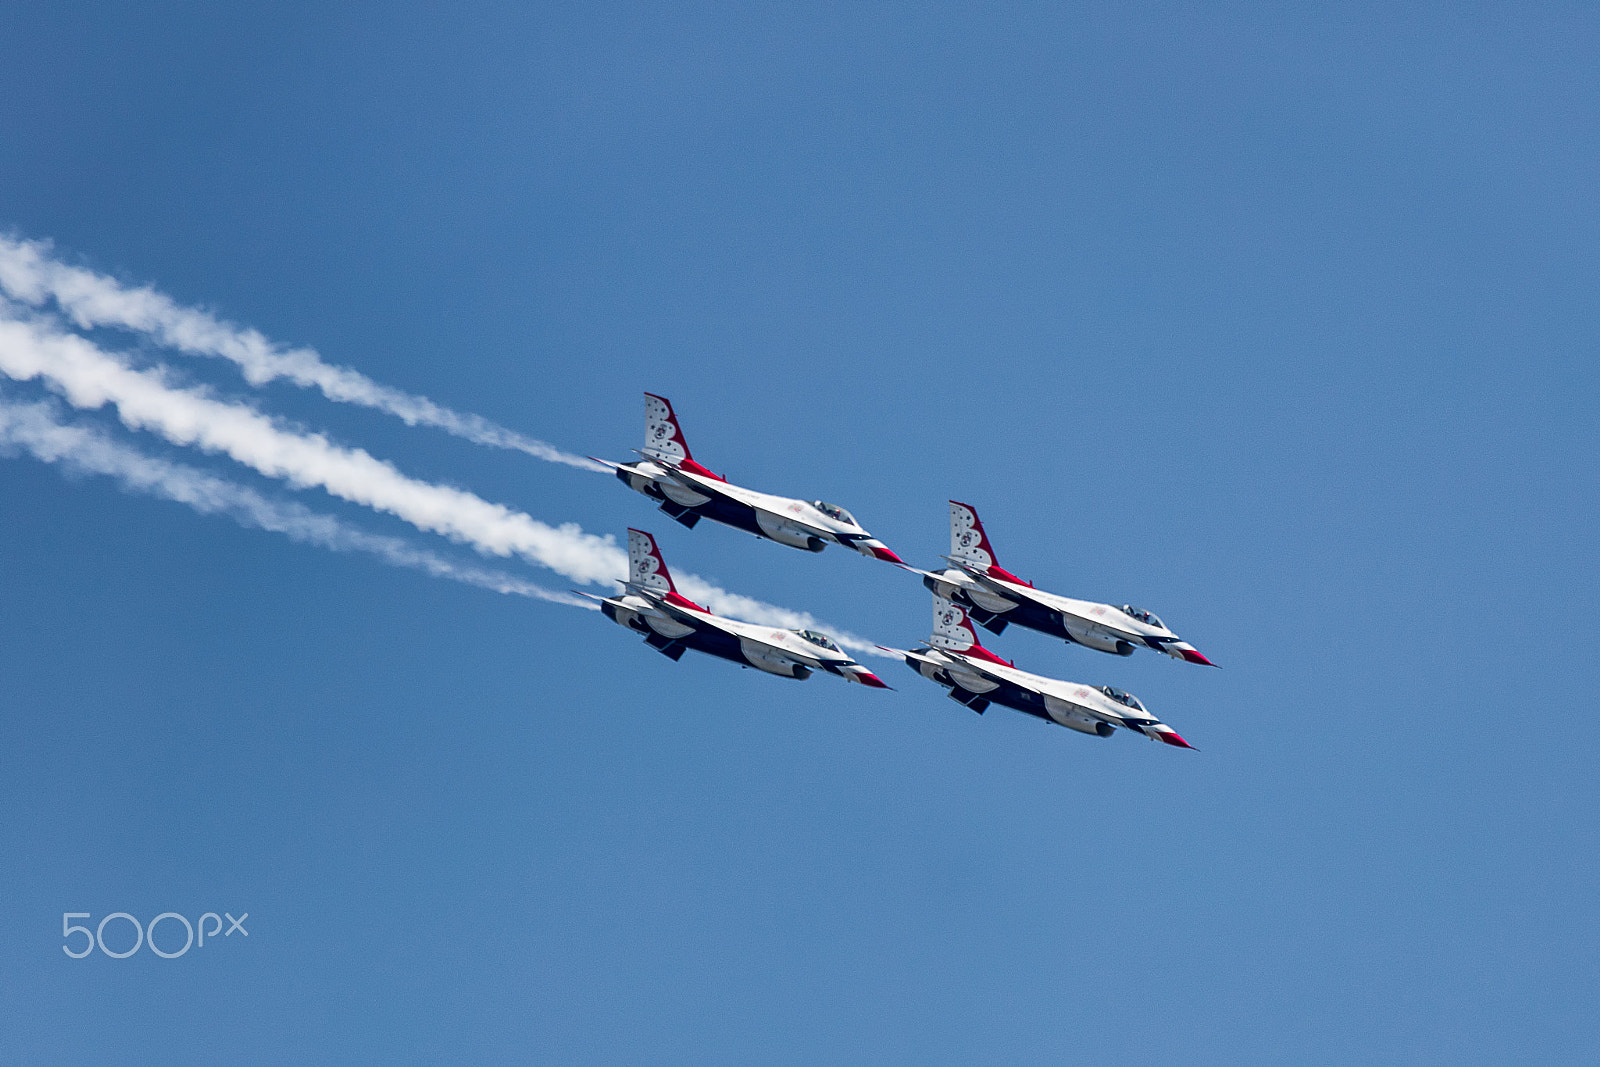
[
  {"left": 592, "top": 394, "right": 904, "bottom": 563},
  {"left": 580, "top": 529, "right": 892, "bottom": 688},
  {"left": 904, "top": 501, "right": 1216, "bottom": 666},
  {"left": 883, "top": 596, "right": 1194, "bottom": 748}
]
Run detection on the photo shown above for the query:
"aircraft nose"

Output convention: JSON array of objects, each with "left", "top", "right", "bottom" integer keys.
[
  {"left": 1154, "top": 727, "right": 1195, "bottom": 749},
  {"left": 857, "top": 540, "right": 904, "bottom": 564},
  {"left": 847, "top": 667, "right": 892, "bottom": 688},
  {"left": 1175, "top": 645, "right": 1217, "bottom": 667}
]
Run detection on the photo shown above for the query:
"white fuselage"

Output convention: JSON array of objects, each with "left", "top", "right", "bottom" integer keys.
[
  {"left": 610, "top": 458, "right": 901, "bottom": 561},
  {"left": 895, "top": 644, "right": 1191, "bottom": 746},
  {"left": 601, "top": 588, "right": 886, "bottom": 685},
  {"left": 920, "top": 564, "right": 1206, "bottom": 661}
]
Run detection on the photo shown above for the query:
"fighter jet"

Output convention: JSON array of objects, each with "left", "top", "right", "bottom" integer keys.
[
  {"left": 591, "top": 393, "right": 903, "bottom": 563},
  {"left": 882, "top": 595, "right": 1194, "bottom": 748},
  {"left": 579, "top": 528, "right": 892, "bottom": 688},
  {"left": 904, "top": 501, "right": 1215, "bottom": 666}
]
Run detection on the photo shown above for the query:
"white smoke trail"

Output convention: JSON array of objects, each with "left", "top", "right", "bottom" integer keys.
[
  {"left": 0, "top": 391, "right": 591, "bottom": 608},
  {"left": 0, "top": 308, "right": 627, "bottom": 581},
  {"left": 0, "top": 309, "right": 889, "bottom": 657},
  {"left": 0, "top": 235, "right": 606, "bottom": 472}
]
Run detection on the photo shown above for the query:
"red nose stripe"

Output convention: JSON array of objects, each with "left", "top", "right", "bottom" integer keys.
[
  {"left": 854, "top": 671, "right": 891, "bottom": 689},
  {"left": 1156, "top": 730, "right": 1194, "bottom": 749},
  {"left": 1180, "top": 649, "right": 1216, "bottom": 667},
  {"left": 869, "top": 546, "right": 905, "bottom": 564}
]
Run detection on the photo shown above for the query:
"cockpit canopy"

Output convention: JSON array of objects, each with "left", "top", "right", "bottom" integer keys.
[
  {"left": 811, "top": 501, "right": 857, "bottom": 526},
  {"left": 1100, "top": 686, "right": 1146, "bottom": 712},
  {"left": 1120, "top": 604, "right": 1164, "bottom": 629},
  {"left": 798, "top": 629, "right": 841, "bottom": 652}
]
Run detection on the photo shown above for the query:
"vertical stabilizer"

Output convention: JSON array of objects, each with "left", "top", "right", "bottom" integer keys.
[
  {"left": 643, "top": 393, "right": 693, "bottom": 464},
  {"left": 931, "top": 594, "right": 981, "bottom": 651},
  {"left": 949, "top": 501, "right": 1001, "bottom": 568},
  {"left": 931, "top": 593, "right": 1013, "bottom": 665},
  {"left": 627, "top": 528, "right": 679, "bottom": 595}
]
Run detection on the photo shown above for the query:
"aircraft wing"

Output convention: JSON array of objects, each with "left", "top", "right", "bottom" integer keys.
[
  {"left": 661, "top": 464, "right": 840, "bottom": 539},
  {"left": 897, "top": 564, "right": 956, "bottom": 584},
  {"left": 943, "top": 558, "right": 1137, "bottom": 636},
  {"left": 936, "top": 647, "right": 1032, "bottom": 689},
  {"left": 634, "top": 587, "right": 814, "bottom": 663},
  {"left": 935, "top": 651, "right": 1116, "bottom": 726},
  {"left": 880, "top": 644, "right": 943, "bottom": 669},
  {"left": 595, "top": 587, "right": 707, "bottom": 630},
  {"left": 941, "top": 557, "right": 1033, "bottom": 599}
]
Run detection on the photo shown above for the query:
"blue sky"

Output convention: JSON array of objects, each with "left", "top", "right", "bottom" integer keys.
[{"left": 1, "top": 2, "right": 1597, "bottom": 1062}]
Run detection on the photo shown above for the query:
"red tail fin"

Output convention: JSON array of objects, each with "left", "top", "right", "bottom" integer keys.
[
  {"left": 929, "top": 595, "right": 1013, "bottom": 665},
  {"left": 643, "top": 393, "right": 693, "bottom": 463},
  {"left": 949, "top": 501, "right": 999, "bottom": 567},
  {"left": 948, "top": 501, "right": 1030, "bottom": 586},
  {"left": 643, "top": 393, "right": 723, "bottom": 479}
]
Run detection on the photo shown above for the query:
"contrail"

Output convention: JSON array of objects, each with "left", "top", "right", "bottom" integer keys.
[
  {"left": 0, "top": 234, "right": 606, "bottom": 471},
  {"left": 0, "top": 390, "right": 591, "bottom": 607},
  {"left": 0, "top": 308, "right": 889, "bottom": 657}
]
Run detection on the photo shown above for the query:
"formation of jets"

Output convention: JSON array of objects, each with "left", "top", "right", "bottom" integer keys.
[
  {"left": 881, "top": 597, "right": 1194, "bottom": 749},
  {"left": 590, "top": 394, "right": 1215, "bottom": 751}
]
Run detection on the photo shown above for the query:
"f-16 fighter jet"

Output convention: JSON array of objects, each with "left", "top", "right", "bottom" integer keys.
[
  {"left": 580, "top": 528, "right": 892, "bottom": 687},
  {"left": 905, "top": 501, "right": 1215, "bottom": 666},
  {"left": 883, "top": 595, "right": 1194, "bottom": 748},
  {"left": 591, "top": 393, "right": 904, "bottom": 563}
]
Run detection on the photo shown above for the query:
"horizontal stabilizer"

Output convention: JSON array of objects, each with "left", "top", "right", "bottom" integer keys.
[{"left": 630, "top": 448, "right": 726, "bottom": 484}]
